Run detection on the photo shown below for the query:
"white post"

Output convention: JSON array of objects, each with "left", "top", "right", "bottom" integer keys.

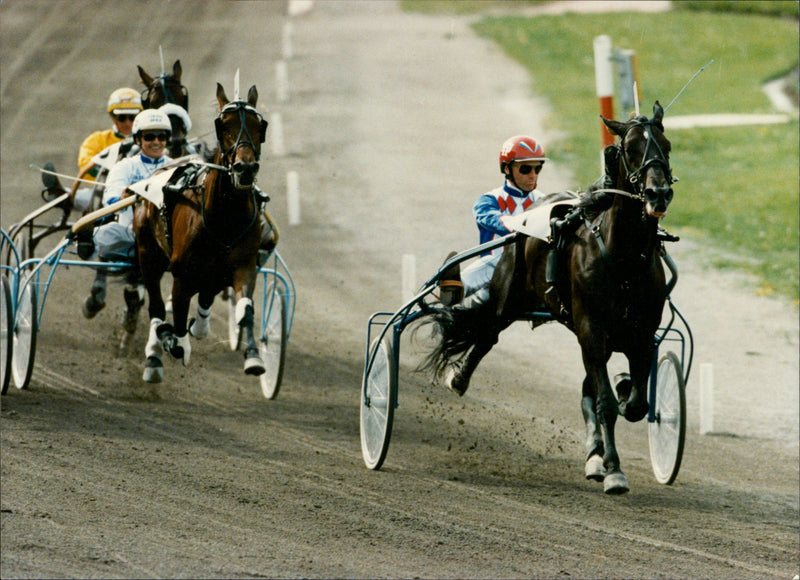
[
  {"left": 286, "top": 171, "right": 300, "bottom": 226},
  {"left": 699, "top": 363, "right": 714, "bottom": 435},
  {"left": 402, "top": 254, "right": 416, "bottom": 303},
  {"left": 282, "top": 21, "right": 294, "bottom": 59},
  {"left": 269, "top": 112, "right": 285, "bottom": 157},
  {"left": 276, "top": 61, "right": 289, "bottom": 103}
]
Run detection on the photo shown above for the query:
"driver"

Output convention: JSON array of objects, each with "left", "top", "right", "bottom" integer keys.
[
  {"left": 41, "top": 87, "right": 143, "bottom": 208},
  {"left": 439, "top": 135, "right": 548, "bottom": 308},
  {"left": 80, "top": 109, "right": 173, "bottom": 329}
]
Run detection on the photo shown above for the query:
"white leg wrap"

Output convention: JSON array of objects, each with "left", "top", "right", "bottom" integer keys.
[
  {"left": 189, "top": 305, "right": 211, "bottom": 339},
  {"left": 235, "top": 297, "right": 254, "bottom": 326},
  {"left": 176, "top": 333, "right": 191, "bottom": 366},
  {"left": 145, "top": 318, "right": 164, "bottom": 358}
]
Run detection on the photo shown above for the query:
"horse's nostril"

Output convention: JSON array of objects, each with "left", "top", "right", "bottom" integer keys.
[{"left": 232, "top": 162, "right": 246, "bottom": 173}]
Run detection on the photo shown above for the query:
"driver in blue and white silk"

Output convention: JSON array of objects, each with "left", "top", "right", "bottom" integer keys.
[
  {"left": 80, "top": 109, "right": 173, "bottom": 323},
  {"left": 439, "top": 135, "right": 548, "bottom": 308}
]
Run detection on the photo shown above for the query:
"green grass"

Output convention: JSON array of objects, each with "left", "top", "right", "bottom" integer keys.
[
  {"left": 403, "top": 4, "right": 798, "bottom": 301},
  {"left": 470, "top": 10, "right": 798, "bottom": 300}
]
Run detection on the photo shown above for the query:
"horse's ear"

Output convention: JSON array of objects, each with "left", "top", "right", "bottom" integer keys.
[
  {"left": 173, "top": 60, "right": 182, "bottom": 81},
  {"left": 247, "top": 85, "right": 258, "bottom": 107},
  {"left": 138, "top": 65, "right": 153, "bottom": 87},
  {"left": 652, "top": 100, "right": 665, "bottom": 129},
  {"left": 601, "top": 116, "right": 627, "bottom": 137},
  {"left": 216, "top": 83, "right": 229, "bottom": 109}
]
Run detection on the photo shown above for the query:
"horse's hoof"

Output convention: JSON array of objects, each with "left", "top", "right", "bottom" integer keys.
[
  {"left": 444, "top": 366, "right": 467, "bottom": 396},
  {"left": 143, "top": 356, "right": 164, "bottom": 383},
  {"left": 621, "top": 400, "right": 649, "bottom": 423},
  {"left": 603, "top": 471, "right": 630, "bottom": 495},
  {"left": 244, "top": 356, "right": 265, "bottom": 376},
  {"left": 188, "top": 316, "right": 210, "bottom": 339},
  {"left": 585, "top": 454, "right": 606, "bottom": 482}
]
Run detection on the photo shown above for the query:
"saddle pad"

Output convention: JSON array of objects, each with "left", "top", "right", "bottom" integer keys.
[
  {"left": 91, "top": 141, "right": 125, "bottom": 171},
  {"left": 127, "top": 167, "right": 182, "bottom": 208},
  {"left": 503, "top": 199, "right": 579, "bottom": 241}
]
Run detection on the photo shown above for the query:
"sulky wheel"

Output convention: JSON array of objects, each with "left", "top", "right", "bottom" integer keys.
[
  {"left": 360, "top": 334, "right": 397, "bottom": 470},
  {"left": 11, "top": 273, "right": 37, "bottom": 390},
  {"left": 1, "top": 273, "right": 12, "bottom": 394},
  {"left": 648, "top": 351, "right": 686, "bottom": 485},
  {"left": 227, "top": 287, "right": 242, "bottom": 351},
  {"left": 258, "top": 288, "right": 286, "bottom": 400}
]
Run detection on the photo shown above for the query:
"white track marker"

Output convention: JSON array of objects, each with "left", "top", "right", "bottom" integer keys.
[
  {"left": 287, "top": 171, "right": 300, "bottom": 226},
  {"left": 699, "top": 363, "right": 714, "bottom": 435},
  {"left": 269, "top": 112, "right": 285, "bottom": 157},
  {"left": 282, "top": 21, "right": 294, "bottom": 59},
  {"left": 276, "top": 61, "right": 289, "bottom": 103},
  {"left": 402, "top": 254, "right": 416, "bottom": 303}
]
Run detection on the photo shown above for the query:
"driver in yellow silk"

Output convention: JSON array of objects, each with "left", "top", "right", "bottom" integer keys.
[{"left": 77, "top": 87, "right": 143, "bottom": 180}]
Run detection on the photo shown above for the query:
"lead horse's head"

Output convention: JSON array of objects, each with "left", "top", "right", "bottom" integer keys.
[
  {"left": 215, "top": 83, "right": 268, "bottom": 191},
  {"left": 602, "top": 101, "right": 675, "bottom": 218}
]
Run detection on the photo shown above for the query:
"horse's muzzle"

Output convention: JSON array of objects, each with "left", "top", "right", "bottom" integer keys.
[
  {"left": 644, "top": 185, "right": 673, "bottom": 218},
  {"left": 231, "top": 161, "right": 260, "bottom": 189}
]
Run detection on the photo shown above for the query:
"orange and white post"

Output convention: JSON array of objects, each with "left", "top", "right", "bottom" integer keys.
[{"left": 593, "top": 35, "right": 615, "bottom": 150}]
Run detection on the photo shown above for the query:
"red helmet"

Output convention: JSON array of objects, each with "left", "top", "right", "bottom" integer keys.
[{"left": 499, "top": 135, "right": 548, "bottom": 172}]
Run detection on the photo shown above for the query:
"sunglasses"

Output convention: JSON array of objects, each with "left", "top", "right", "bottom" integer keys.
[
  {"left": 142, "top": 131, "right": 169, "bottom": 142},
  {"left": 115, "top": 114, "right": 136, "bottom": 122},
  {"left": 517, "top": 163, "right": 544, "bottom": 175}
]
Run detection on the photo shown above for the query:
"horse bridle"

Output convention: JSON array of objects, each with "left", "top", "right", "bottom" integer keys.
[
  {"left": 616, "top": 118, "right": 675, "bottom": 199},
  {"left": 141, "top": 75, "right": 189, "bottom": 110},
  {"left": 214, "top": 100, "right": 268, "bottom": 172}
]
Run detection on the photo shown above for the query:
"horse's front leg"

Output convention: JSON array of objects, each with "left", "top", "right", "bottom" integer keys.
[
  {"left": 581, "top": 348, "right": 629, "bottom": 495},
  {"left": 581, "top": 376, "right": 605, "bottom": 482},
  {"left": 165, "top": 277, "right": 193, "bottom": 366},
  {"left": 188, "top": 290, "right": 214, "bottom": 339},
  {"left": 232, "top": 267, "right": 265, "bottom": 376}
]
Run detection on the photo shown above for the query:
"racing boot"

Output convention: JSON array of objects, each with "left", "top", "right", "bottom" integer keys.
[
  {"left": 437, "top": 251, "right": 463, "bottom": 307},
  {"left": 41, "top": 162, "right": 67, "bottom": 202},
  {"left": 82, "top": 272, "right": 107, "bottom": 319}
]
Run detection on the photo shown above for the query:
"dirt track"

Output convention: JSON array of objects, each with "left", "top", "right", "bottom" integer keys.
[{"left": 1, "top": 1, "right": 798, "bottom": 578}]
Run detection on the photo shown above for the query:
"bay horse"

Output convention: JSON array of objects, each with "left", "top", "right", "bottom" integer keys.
[
  {"left": 133, "top": 82, "right": 268, "bottom": 383},
  {"left": 422, "top": 102, "right": 676, "bottom": 494},
  {"left": 138, "top": 59, "right": 189, "bottom": 111}
]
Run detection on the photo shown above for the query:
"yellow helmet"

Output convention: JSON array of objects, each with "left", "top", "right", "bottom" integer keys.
[{"left": 107, "top": 87, "right": 143, "bottom": 115}]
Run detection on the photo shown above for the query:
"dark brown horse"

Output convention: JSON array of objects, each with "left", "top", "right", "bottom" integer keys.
[
  {"left": 138, "top": 60, "right": 189, "bottom": 111},
  {"left": 422, "top": 102, "right": 676, "bottom": 494},
  {"left": 133, "top": 82, "right": 268, "bottom": 383}
]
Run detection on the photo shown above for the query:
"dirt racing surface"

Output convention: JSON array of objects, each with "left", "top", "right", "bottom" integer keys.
[{"left": 1, "top": 1, "right": 798, "bottom": 578}]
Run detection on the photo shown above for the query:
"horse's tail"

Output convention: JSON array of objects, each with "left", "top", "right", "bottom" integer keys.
[{"left": 415, "top": 302, "right": 495, "bottom": 379}]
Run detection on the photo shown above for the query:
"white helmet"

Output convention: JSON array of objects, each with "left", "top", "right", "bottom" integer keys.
[
  {"left": 132, "top": 109, "right": 172, "bottom": 136},
  {"left": 107, "top": 87, "right": 143, "bottom": 115},
  {"left": 158, "top": 103, "right": 192, "bottom": 133}
]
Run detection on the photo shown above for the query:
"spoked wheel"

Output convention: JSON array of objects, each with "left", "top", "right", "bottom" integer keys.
[
  {"left": 226, "top": 287, "right": 241, "bottom": 351},
  {"left": 1, "top": 273, "right": 12, "bottom": 395},
  {"left": 360, "top": 334, "right": 397, "bottom": 470},
  {"left": 648, "top": 351, "right": 686, "bottom": 485},
  {"left": 11, "top": 273, "right": 37, "bottom": 390},
  {"left": 258, "top": 288, "right": 287, "bottom": 400}
]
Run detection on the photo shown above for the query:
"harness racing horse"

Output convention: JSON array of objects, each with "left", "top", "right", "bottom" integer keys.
[
  {"left": 138, "top": 59, "right": 189, "bottom": 111},
  {"left": 133, "top": 82, "right": 268, "bottom": 383},
  {"left": 422, "top": 102, "right": 676, "bottom": 494}
]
